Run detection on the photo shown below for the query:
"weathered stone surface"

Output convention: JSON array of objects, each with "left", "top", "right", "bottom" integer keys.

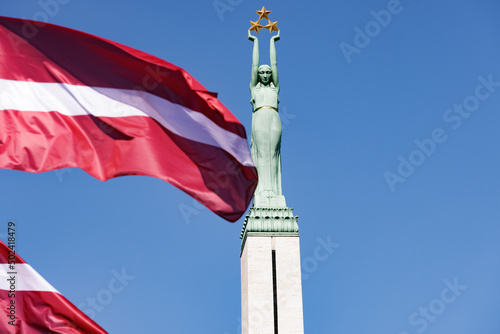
[
  {"left": 241, "top": 235, "right": 304, "bottom": 334},
  {"left": 275, "top": 236, "right": 304, "bottom": 334},
  {"left": 241, "top": 237, "right": 275, "bottom": 334}
]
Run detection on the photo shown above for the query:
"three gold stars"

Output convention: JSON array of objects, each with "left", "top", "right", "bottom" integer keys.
[{"left": 249, "top": 6, "right": 279, "bottom": 34}]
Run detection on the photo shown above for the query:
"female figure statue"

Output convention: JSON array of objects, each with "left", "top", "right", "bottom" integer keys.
[{"left": 248, "top": 30, "right": 284, "bottom": 206}]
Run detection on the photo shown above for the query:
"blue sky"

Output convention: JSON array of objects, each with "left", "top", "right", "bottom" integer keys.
[{"left": 2, "top": 0, "right": 500, "bottom": 333}]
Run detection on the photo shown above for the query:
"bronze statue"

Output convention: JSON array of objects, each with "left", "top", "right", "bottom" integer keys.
[{"left": 248, "top": 8, "right": 285, "bottom": 207}]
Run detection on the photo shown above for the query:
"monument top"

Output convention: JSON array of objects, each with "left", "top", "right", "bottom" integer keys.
[
  {"left": 249, "top": 6, "right": 279, "bottom": 34},
  {"left": 241, "top": 7, "right": 299, "bottom": 246},
  {"left": 248, "top": 7, "right": 285, "bottom": 208}
]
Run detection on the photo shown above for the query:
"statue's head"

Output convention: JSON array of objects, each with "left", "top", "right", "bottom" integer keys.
[{"left": 258, "top": 65, "right": 272, "bottom": 85}]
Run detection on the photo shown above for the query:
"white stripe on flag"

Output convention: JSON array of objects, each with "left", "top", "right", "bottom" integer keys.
[
  {"left": 0, "top": 79, "right": 254, "bottom": 167},
  {"left": 0, "top": 263, "right": 58, "bottom": 292}
]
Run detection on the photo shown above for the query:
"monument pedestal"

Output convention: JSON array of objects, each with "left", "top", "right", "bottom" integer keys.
[{"left": 240, "top": 206, "right": 304, "bottom": 334}]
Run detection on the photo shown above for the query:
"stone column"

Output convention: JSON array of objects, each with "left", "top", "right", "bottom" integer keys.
[{"left": 240, "top": 207, "right": 304, "bottom": 334}]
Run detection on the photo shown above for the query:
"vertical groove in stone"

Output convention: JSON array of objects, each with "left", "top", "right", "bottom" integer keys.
[{"left": 272, "top": 250, "right": 279, "bottom": 334}]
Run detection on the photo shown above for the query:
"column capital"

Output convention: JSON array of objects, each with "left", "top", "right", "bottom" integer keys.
[{"left": 241, "top": 207, "right": 299, "bottom": 251}]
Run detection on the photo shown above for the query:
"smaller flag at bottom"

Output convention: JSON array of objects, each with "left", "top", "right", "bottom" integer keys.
[{"left": 0, "top": 240, "right": 108, "bottom": 333}]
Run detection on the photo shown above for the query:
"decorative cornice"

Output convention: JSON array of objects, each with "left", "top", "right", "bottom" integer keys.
[{"left": 240, "top": 206, "right": 299, "bottom": 251}]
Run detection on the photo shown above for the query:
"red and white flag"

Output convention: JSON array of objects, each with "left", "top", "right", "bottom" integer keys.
[
  {"left": 0, "top": 16, "right": 257, "bottom": 222},
  {"left": 0, "top": 241, "right": 108, "bottom": 333}
]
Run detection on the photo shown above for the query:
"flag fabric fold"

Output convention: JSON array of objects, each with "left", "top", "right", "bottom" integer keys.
[
  {"left": 0, "top": 241, "right": 108, "bottom": 333},
  {"left": 0, "top": 16, "right": 257, "bottom": 222}
]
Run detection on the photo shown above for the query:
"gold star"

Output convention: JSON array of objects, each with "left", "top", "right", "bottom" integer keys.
[
  {"left": 256, "top": 6, "right": 272, "bottom": 21},
  {"left": 265, "top": 20, "right": 279, "bottom": 33},
  {"left": 249, "top": 20, "right": 264, "bottom": 33}
]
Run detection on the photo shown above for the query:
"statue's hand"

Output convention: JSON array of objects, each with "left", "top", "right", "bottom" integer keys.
[
  {"left": 248, "top": 30, "right": 257, "bottom": 42},
  {"left": 271, "top": 30, "right": 280, "bottom": 42}
]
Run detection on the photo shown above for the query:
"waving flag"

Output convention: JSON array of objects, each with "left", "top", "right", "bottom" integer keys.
[
  {"left": 0, "top": 241, "right": 108, "bottom": 333},
  {"left": 0, "top": 16, "right": 257, "bottom": 222}
]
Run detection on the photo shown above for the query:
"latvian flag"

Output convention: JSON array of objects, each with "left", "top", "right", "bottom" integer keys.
[
  {"left": 0, "top": 16, "right": 257, "bottom": 222},
  {"left": 0, "top": 241, "right": 108, "bottom": 333}
]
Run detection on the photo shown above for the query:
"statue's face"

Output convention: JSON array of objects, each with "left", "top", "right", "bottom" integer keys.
[{"left": 258, "top": 69, "right": 272, "bottom": 85}]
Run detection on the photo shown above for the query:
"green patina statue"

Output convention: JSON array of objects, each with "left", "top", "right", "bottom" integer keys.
[
  {"left": 248, "top": 29, "right": 286, "bottom": 207},
  {"left": 241, "top": 8, "right": 298, "bottom": 246}
]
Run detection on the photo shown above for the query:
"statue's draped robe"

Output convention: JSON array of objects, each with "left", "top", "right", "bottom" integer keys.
[{"left": 251, "top": 83, "right": 282, "bottom": 199}]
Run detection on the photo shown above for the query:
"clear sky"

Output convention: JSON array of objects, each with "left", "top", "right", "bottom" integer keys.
[{"left": 2, "top": 0, "right": 500, "bottom": 333}]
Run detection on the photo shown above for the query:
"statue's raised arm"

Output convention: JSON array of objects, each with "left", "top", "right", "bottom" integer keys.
[
  {"left": 248, "top": 30, "right": 259, "bottom": 90},
  {"left": 270, "top": 30, "right": 280, "bottom": 92},
  {"left": 248, "top": 29, "right": 280, "bottom": 111}
]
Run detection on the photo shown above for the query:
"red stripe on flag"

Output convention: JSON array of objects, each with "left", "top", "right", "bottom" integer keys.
[
  {"left": 0, "top": 241, "right": 25, "bottom": 264},
  {"left": 0, "top": 110, "right": 256, "bottom": 221},
  {"left": 0, "top": 284, "right": 108, "bottom": 334}
]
